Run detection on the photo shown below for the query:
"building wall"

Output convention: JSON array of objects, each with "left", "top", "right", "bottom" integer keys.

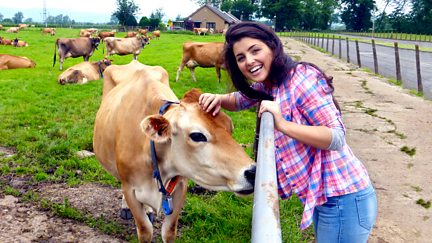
[{"left": 190, "top": 6, "right": 226, "bottom": 32}]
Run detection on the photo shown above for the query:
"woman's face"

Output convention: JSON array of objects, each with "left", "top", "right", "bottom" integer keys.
[{"left": 233, "top": 37, "right": 273, "bottom": 83}]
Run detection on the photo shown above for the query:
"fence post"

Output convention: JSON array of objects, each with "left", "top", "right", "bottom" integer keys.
[
  {"left": 394, "top": 42, "right": 402, "bottom": 82},
  {"left": 355, "top": 40, "right": 361, "bottom": 67},
  {"left": 339, "top": 36, "right": 342, "bottom": 59},
  {"left": 332, "top": 35, "right": 335, "bottom": 55},
  {"left": 251, "top": 112, "right": 281, "bottom": 243},
  {"left": 415, "top": 44, "right": 423, "bottom": 93},
  {"left": 326, "top": 34, "right": 329, "bottom": 51},
  {"left": 346, "top": 37, "right": 350, "bottom": 63},
  {"left": 372, "top": 39, "right": 379, "bottom": 74}
]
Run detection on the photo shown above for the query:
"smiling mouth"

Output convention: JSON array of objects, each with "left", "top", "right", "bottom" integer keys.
[{"left": 249, "top": 65, "right": 262, "bottom": 74}]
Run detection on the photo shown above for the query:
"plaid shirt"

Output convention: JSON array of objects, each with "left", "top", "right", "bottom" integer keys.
[{"left": 234, "top": 63, "right": 370, "bottom": 230}]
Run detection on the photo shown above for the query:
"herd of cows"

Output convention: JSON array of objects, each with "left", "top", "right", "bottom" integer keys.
[{"left": 1, "top": 25, "right": 253, "bottom": 242}]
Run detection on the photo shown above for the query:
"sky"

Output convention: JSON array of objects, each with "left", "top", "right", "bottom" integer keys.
[{"left": 0, "top": 0, "right": 201, "bottom": 23}]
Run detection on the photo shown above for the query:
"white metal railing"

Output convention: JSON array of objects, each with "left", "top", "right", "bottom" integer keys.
[{"left": 251, "top": 112, "right": 282, "bottom": 243}]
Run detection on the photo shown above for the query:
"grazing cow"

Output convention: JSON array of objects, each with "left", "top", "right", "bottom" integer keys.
[
  {"left": 176, "top": 42, "right": 225, "bottom": 82},
  {"left": 7, "top": 27, "right": 19, "bottom": 33},
  {"left": 101, "top": 60, "right": 168, "bottom": 99},
  {"left": 80, "top": 29, "right": 92, "bottom": 37},
  {"left": 53, "top": 37, "right": 101, "bottom": 70},
  {"left": 104, "top": 36, "right": 149, "bottom": 60},
  {"left": 42, "top": 28, "right": 56, "bottom": 36},
  {"left": 18, "top": 24, "right": 29, "bottom": 29},
  {"left": 57, "top": 58, "right": 112, "bottom": 85},
  {"left": 138, "top": 28, "right": 148, "bottom": 36},
  {"left": 0, "top": 54, "right": 36, "bottom": 70},
  {"left": 98, "top": 31, "right": 115, "bottom": 41},
  {"left": 152, "top": 30, "right": 160, "bottom": 39},
  {"left": 193, "top": 27, "right": 209, "bottom": 35},
  {"left": 125, "top": 31, "right": 138, "bottom": 38},
  {"left": 94, "top": 63, "right": 256, "bottom": 242},
  {"left": 12, "top": 38, "right": 28, "bottom": 47},
  {"left": 0, "top": 25, "right": 3, "bottom": 30}
]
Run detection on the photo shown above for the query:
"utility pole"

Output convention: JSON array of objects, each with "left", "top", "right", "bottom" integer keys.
[{"left": 43, "top": 0, "right": 47, "bottom": 27}]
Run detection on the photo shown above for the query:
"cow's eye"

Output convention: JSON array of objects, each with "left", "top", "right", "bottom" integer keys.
[{"left": 189, "top": 132, "right": 207, "bottom": 142}]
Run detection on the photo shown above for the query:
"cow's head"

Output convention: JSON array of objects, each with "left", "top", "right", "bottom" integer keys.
[
  {"left": 90, "top": 37, "right": 101, "bottom": 49},
  {"left": 140, "top": 88, "right": 256, "bottom": 195},
  {"left": 139, "top": 36, "right": 149, "bottom": 47}
]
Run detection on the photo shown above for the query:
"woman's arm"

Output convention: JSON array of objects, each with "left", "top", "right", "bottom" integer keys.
[{"left": 259, "top": 100, "right": 333, "bottom": 149}]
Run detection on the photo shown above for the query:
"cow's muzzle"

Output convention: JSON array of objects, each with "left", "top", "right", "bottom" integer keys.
[{"left": 236, "top": 166, "right": 256, "bottom": 195}]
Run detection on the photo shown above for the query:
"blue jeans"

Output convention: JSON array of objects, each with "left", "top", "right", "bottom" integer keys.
[{"left": 312, "top": 184, "right": 377, "bottom": 243}]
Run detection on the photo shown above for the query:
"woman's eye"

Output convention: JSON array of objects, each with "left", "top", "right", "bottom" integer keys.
[
  {"left": 189, "top": 132, "right": 207, "bottom": 142},
  {"left": 236, "top": 56, "right": 245, "bottom": 62},
  {"left": 252, "top": 48, "right": 260, "bottom": 54}
]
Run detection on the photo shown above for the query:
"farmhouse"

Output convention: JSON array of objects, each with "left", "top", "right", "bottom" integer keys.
[{"left": 175, "top": 4, "right": 240, "bottom": 33}]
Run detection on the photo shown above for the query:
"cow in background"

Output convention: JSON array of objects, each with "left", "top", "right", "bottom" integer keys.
[
  {"left": 176, "top": 42, "right": 225, "bottom": 82},
  {"left": 94, "top": 62, "right": 256, "bottom": 242},
  {"left": 125, "top": 31, "right": 138, "bottom": 38},
  {"left": 0, "top": 54, "right": 36, "bottom": 70},
  {"left": 42, "top": 28, "right": 56, "bottom": 36},
  {"left": 0, "top": 37, "right": 12, "bottom": 45},
  {"left": 138, "top": 28, "right": 148, "bottom": 36},
  {"left": 12, "top": 38, "right": 29, "bottom": 47},
  {"left": 98, "top": 31, "right": 116, "bottom": 42},
  {"left": 0, "top": 25, "right": 3, "bottom": 30},
  {"left": 151, "top": 30, "right": 161, "bottom": 40},
  {"left": 18, "top": 24, "right": 29, "bottom": 29},
  {"left": 104, "top": 36, "right": 149, "bottom": 60},
  {"left": 7, "top": 27, "right": 19, "bottom": 33},
  {"left": 58, "top": 58, "right": 112, "bottom": 85},
  {"left": 53, "top": 37, "right": 101, "bottom": 70},
  {"left": 193, "top": 28, "right": 209, "bottom": 35}
]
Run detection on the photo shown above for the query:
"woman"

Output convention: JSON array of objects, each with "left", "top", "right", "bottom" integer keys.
[{"left": 199, "top": 21, "right": 377, "bottom": 243}]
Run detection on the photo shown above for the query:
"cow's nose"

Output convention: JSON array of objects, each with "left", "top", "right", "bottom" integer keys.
[{"left": 244, "top": 166, "right": 256, "bottom": 185}]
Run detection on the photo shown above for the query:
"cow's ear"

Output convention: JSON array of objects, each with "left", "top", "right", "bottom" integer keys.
[
  {"left": 182, "top": 88, "right": 202, "bottom": 103},
  {"left": 140, "top": 115, "right": 171, "bottom": 142}
]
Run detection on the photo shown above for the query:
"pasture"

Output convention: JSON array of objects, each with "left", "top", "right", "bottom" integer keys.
[{"left": 0, "top": 27, "right": 313, "bottom": 242}]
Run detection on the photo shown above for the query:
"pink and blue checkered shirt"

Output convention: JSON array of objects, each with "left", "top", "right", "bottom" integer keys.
[{"left": 234, "top": 63, "right": 370, "bottom": 230}]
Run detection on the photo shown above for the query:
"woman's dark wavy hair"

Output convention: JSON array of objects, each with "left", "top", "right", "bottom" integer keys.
[{"left": 224, "top": 21, "right": 340, "bottom": 112}]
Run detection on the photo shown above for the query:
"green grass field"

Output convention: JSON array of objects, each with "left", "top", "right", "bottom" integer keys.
[{"left": 0, "top": 27, "right": 313, "bottom": 242}]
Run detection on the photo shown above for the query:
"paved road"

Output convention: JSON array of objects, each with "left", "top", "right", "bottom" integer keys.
[{"left": 295, "top": 36, "right": 432, "bottom": 100}]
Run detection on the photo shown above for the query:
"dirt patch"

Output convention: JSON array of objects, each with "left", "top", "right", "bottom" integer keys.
[{"left": 1, "top": 38, "right": 431, "bottom": 242}]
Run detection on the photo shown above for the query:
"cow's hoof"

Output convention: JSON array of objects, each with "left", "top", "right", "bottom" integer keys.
[
  {"left": 147, "top": 212, "right": 155, "bottom": 224},
  {"left": 120, "top": 208, "right": 133, "bottom": 220}
]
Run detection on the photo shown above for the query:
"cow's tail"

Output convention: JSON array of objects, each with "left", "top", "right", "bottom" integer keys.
[{"left": 53, "top": 39, "right": 58, "bottom": 67}]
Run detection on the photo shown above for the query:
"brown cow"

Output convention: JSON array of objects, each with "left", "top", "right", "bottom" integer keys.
[
  {"left": 193, "top": 27, "right": 209, "bottom": 35},
  {"left": 7, "top": 27, "right": 19, "bottom": 33},
  {"left": 152, "top": 30, "right": 161, "bottom": 40},
  {"left": 12, "top": 38, "right": 28, "bottom": 47},
  {"left": 176, "top": 42, "right": 225, "bottom": 82},
  {"left": 0, "top": 54, "right": 36, "bottom": 70},
  {"left": 104, "top": 36, "right": 149, "bottom": 60},
  {"left": 42, "top": 28, "right": 56, "bottom": 36},
  {"left": 98, "top": 31, "right": 115, "bottom": 41},
  {"left": 79, "top": 29, "right": 92, "bottom": 37},
  {"left": 101, "top": 60, "right": 168, "bottom": 99},
  {"left": 94, "top": 63, "right": 256, "bottom": 242},
  {"left": 57, "top": 58, "right": 112, "bottom": 85},
  {"left": 18, "top": 24, "right": 29, "bottom": 29},
  {"left": 0, "top": 37, "right": 12, "bottom": 45},
  {"left": 53, "top": 37, "right": 101, "bottom": 70},
  {"left": 138, "top": 28, "right": 148, "bottom": 36},
  {"left": 125, "top": 31, "right": 138, "bottom": 38},
  {"left": 0, "top": 25, "right": 3, "bottom": 30}
]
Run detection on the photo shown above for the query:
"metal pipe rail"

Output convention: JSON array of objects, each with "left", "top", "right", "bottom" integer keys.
[{"left": 251, "top": 112, "right": 282, "bottom": 243}]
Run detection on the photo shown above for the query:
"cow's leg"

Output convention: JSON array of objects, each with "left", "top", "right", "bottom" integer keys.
[
  {"left": 189, "top": 67, "right": 197, "bottom": 82},
  {"left": 216, "top": 66, "right": 221, "bottom": 83},
  {"left": 175, "top": 62, "right": 186, "bottom": 82},
  {"left": 161, "top": 177, "right": 188, "bottom": 243},
  {"left": 122, "top": 185, "right": 153, "bottom": 242},
  {"left": 59, "top": 57, "right": 64, "bottom": 71}
]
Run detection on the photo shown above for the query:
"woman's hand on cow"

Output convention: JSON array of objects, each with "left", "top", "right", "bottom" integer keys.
[{"left": 199, "top": 93, "right": 222, "bottom": 116}]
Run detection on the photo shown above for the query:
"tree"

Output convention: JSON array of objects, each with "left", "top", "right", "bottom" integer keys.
[
  {"left": 410, "top": 0, "right": 432, "bottom": 34},
  {"left": 12, "top": 12, "right": 24, "bottom": 24},
  {"left": 0, "top": 13, "right": 3, "bottom": 22},
  {"left": 109, "top": 15, "right": 119, "bottom": 25},
  {"left": 261, "top": 0, "right": 302, "bottom": 31},
  {"left": 230, "top": 0, "right": 257, "bottom": 20},
  {"left": 24, "top": 18, "right": 33, "bottom": 23},
  {"left": 139, "top": 16, "right": 150, "bottom": 27},
  {"left": 340, "top": 0, "right": 374, "bottom": 31},
  {"left": 112, "top": 0, "right": 140, "bottom": 26}
]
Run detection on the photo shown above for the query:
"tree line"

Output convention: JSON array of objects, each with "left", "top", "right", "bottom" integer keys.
[{"left": 1, "top": 0, "right": 430, "bottom": 34}]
